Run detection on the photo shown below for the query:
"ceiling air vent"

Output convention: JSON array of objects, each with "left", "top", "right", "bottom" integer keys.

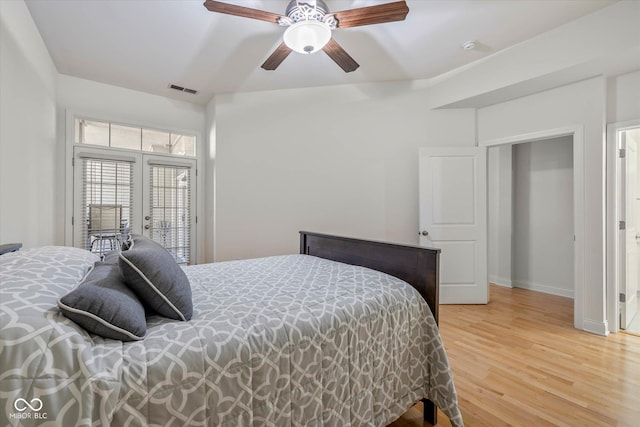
[{"left": 169, "top": 84, "right": 198, "bottom": 95}]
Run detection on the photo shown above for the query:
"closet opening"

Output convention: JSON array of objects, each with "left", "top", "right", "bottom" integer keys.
[{"left": 488, "top": 136, "right": 575, "bottom": 309}]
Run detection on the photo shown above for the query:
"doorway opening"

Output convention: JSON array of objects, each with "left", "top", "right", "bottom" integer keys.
[
  {"left": 483, "top": 126, "right": 584, "bottom": 331},
  {"left": 488, "top": 136, "right": 575, "bottom": 304}
]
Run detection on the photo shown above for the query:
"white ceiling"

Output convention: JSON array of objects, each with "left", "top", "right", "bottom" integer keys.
[{"left": 25, "top": 0, "right": 616, "bottom": 105}]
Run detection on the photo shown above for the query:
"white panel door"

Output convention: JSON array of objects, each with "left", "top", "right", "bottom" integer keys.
[
  {"left": 621, "top": 137, "right": 638, "bottom": 329},
  {"left": 419, "top": 147, "right": 488, "bottom": 304}
]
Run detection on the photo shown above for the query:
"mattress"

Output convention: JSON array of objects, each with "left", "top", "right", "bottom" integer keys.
[{"left": 0, "top": 246, "right": 462, "bottom": 426}]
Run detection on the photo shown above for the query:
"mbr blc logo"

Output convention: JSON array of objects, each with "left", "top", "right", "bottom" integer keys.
[
  {"left": 14, "top": 398, "right": 43, "bottom": 412},
  {"left": 10, "top": 397, "right": 47, "bottom": 420}
]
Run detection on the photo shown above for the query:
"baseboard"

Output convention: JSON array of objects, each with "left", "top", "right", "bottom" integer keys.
[
  {"left": 489, "top": 275, "right": 512, "bottom": 288},
  {"left": 583, "top": 319, "right": 609, "bottom": 336},
  {"left": 512, "top": 279, "right": 574, "bottom": 299}
]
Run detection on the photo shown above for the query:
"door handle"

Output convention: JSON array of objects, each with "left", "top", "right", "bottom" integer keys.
[
  {"left": 144, "top": 225, "right": 150, "bottom": 230},
  {"left": 145, "top": 216, "right": 151, "bottom": 221},
  {"left": 420, "top": 230, "right": 429, "bottom": 236}
]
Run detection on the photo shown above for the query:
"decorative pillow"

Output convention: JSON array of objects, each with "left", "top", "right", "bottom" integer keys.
[
  {"left": 101, "top": 249, "right": 121, "bottom": 265},
  {"left": 58, "top": 261, "right": 147, "bottom": 341},
  {"left": 118, "top": 235, "right": 193, "bottom": 321}
]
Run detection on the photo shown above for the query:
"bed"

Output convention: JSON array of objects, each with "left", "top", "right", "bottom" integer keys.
[{"left": 0, "top": 231, "right": 462, "bottom": 426}]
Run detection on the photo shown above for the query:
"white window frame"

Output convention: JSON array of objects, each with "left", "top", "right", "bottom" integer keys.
[{"left": 64, "top": 109, "right": 204, "bottom": 264}]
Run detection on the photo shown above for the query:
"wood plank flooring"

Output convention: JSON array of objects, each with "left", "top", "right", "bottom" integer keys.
[{"left": 390, "top": 285, "right": 640, "bottom": 427}]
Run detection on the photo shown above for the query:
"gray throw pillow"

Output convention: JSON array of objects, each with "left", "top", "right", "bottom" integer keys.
[
  {"left": 58, "top": 261, "right": 147, "bottom": 341},
  {"left": 101, "top": 249, "right": 121, "bottom": 265},
  {"left": 118, "top": 235, "right": 193, "bottom": 321}
]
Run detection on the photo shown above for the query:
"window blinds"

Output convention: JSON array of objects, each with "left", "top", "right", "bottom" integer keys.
[
  {"left": 80, "top": 157, "right": 134, "bottom": 256},
  {"left": 148, "top": 164, "right": 191, "bottom": 264}
]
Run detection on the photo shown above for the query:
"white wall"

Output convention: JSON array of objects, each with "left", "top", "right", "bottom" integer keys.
[
  {"left": 488, "top": 145, "right": 512, "bottom": 287},
  {"left": 478, "top": 77, "right": 606, "bottom": 334},
  {"left": 212, "top": 82, "right": 475, "bottom": 261},
  {"left": 0, "top": 1, "right": 59, "bottom": 248},
  {"left": 204, "top": 97, "right": 216, "bottom": 263},
  {"left": 512, "top": 137, "right": 574, "bottom": 298},
  {"left": 488, "top": 148, "right": 499, "bottom": 282},
  {"left": 607, "top": 71, "right": 640, "bottom": 124},
  {"left": 56, "top": 74, "right": 205, "bottom": 132}
]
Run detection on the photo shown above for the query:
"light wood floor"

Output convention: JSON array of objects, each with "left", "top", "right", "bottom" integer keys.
[{"left": 390, "top": 285, "right": 640, "bottom": 427}]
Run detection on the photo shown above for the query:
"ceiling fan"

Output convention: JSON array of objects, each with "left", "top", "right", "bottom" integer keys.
[{"left": 203, "top": 0, "right": 409, "bottom": 73}]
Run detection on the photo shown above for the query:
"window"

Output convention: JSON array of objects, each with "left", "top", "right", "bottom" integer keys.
[
  {"left": 69, "top": 113, "right": 199, "bottom": 264},
  {"left": 75, "top": 118, "right": 196, "bottom": 157}
]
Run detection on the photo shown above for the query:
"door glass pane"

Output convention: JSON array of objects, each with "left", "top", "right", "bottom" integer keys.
[
  {"left": 75, "top": 116, "right": 195, "bottom": 157},
  {"left": 80, "top": 158, "right": 133, "bottom": 257},
  {"left": 149, "top": 165, "right": 191, "bottom": 264},
  {"left": 170, "top": 134, "right": 196, "bottom": 157},
  {"left": 111, "top": 124, "right": 141, "bottom": 150},
  {"left": 76, "top": 118, "right": 109, "bottom": 146},
  {"left": 143, "top": 129, "right": 171, "bottom": 153}
]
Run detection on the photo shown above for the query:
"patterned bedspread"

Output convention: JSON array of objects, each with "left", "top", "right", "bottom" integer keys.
[{"left": 0, "top": 246, "right": 462, "bottom": 426}]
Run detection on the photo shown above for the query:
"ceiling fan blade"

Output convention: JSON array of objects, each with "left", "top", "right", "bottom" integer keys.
[
  {"left": 203, "top": 0, "right": 282, "bottom": 24},
  {"left": 333, "top": 1, "right": 409, "bottom": 28},
  {"left": 322, "top": 38, "right": 359, "bottom": 73},
  {"left": 261, "top": 43, "right": 293, "bottom": 71}
]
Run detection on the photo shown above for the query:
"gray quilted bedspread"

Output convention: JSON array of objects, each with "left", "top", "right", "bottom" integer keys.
[{"left": 0, "top": 247, "right": 462, "bottom": 427}]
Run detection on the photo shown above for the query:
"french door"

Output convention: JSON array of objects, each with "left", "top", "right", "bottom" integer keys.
[{"left": 73, "top": 147, "right": 196, "bottom": 263}]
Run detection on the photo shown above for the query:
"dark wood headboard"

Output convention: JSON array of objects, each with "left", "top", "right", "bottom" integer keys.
[{"left": 299, "top": 231, "right": 440, "bottom": 323}]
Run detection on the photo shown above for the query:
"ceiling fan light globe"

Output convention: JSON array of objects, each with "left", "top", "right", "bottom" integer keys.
[{"left": 283, "top": 20, "right": 331, "bottom": 54}]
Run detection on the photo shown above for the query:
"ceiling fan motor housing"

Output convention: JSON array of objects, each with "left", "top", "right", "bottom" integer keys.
[{"left": 282, "top": 0, "right": 338, "bottom": 28}]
